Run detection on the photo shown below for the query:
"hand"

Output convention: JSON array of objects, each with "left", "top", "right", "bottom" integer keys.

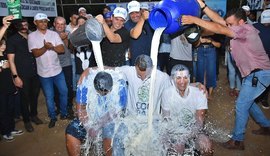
[
  {"left": 95, "top": 14, "right": 105, "bottom": 25},
  {"left": 196, "top": 134, "right": 213, "bottom": 154},
  {"left": 44, "top": 40, "right": 54, "bottom": 50},
  {"left": 181, "top": 15, "right": 196, "bottom": 25},
  {"left": 2, "top": 15, "right": 14, "bottom": 28},
  {"left": 14, "top": 76, "right": 23, "bottom": 88},
  {"left": 141, "top": 10, "right": 149, "bottom": 20},
  {"left": 59, "top": 32, "right": 68, "bottom": 40}
]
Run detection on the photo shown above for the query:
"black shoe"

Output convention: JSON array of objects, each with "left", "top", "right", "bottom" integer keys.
[
  {"left": 48, "top": 119, "right": 56, "bottom": 128},
  {"left": 31, "top": 116, "right": 43, "bottom": 125},
  {"left": 24, "top": 122, "right": 34, "bottom": 132},
  {"left": 60, "top": 115, "right": 68, "bottom": 120}
]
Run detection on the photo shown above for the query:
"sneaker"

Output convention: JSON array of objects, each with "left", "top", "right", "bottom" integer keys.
[
  {"left": 262, "top": 101, "right": 270, "bottom": 109},
  {"left": 11, "top": 130, "right": 24, "bottom": 136},
  {"left": 3, "top": 134, "right": 15, "bottom": 142}
]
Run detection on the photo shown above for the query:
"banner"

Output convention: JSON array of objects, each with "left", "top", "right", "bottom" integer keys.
[{"left": 0, "top": 0, "right": 57, "bottom": 17}]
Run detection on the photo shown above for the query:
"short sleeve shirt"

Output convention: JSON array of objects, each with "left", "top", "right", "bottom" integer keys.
[
  {"left": 230, "top": 24, "right": 270, "bottom": 77},
  {"left": 161, "top": 86, "right": 207, "bottom": 126},
  {"left": 101, "top": 27, "right": 129, "bottom": 67},
  {"left": 28, "top": 29, "right": 63, "bottom": 77},
  {"left": 6, "top": 33, "right": 37, "bottom": 78},
  {"left": 124, "top": 20, "right": 153, "bottom": 65}
]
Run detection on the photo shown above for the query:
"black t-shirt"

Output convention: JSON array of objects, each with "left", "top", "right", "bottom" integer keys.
[
  {"left": 6, "top": 33, "right": 37, "bottom": 78},
  {"left": 0, "top": 55, "right": 17, "bottom": 94},
  {"left": 101, "top": 27, "right": 129, "bottom": 67}
]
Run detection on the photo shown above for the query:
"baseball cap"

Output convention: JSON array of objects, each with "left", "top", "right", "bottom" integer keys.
[
  {"left": 140, "top": 2, "right": 149, "bottom": 10},
  {"left": 127, "top": 1, "right": 140, "bottom": 14},
  {"left": 113, "top": 7, "right": 128, "bottom": 20},
  {"left": 78, "top": 7, "right": 86, "bottom": 13},
  {"left": 261, "top": 9, "right": 270, "bottom": 24},
  {"left": 34, "top": 13, "right": 50, "bottom": 21},
  {"left": 242, "top": 5, "right": 250, "bottom": 12},
  {"left": 104, "top": 11, "right": 113, "bottom": 19}
]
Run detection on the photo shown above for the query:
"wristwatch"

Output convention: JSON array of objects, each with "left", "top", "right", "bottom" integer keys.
[{"left": 13, "top": 74, "right": 18, "bottom": 79}]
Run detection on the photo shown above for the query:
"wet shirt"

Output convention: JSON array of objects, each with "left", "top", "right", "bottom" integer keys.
[
  {"left": 161, "top": 86, "right": 207, "bottom": 126},
  {"left": 124, "top": 20, "right": 153, "bottom": 65},
  {"left": 28, "top": 29, "right": 63, "bottom": 78},
  {"left": 6, "top": 32, "right": 37, "bottom": 78},
  {"left": 76, "top": 70, "right": 127, "bottom": 119},
  {"left": 116, "top": 66, "right": 171, "bottom": 117},
  {"left": 101, "top": 27, "right": 129, "bottom": 67},
  {"left": 230, "top": 24, "right": 270, "bottom": 77}
]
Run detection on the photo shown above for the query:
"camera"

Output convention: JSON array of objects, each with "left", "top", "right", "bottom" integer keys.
[{"left": 252, "top": 76, "right": 258, "bottom": 87}]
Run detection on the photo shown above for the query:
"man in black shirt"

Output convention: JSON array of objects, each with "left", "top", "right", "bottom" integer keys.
[
  {"left": 96, "top": 7, "right": 130, "bottom": 67},
  {"left": 7, "top": 19, "right": 42, "bottom": 132}
]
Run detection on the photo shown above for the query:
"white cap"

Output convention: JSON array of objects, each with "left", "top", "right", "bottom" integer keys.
[
  {"left": 113, "top": 7, "right": 128, "bottom": 20},
  {"left": 242, "top": 5, "right": 250, "bottom": 12},
  {"left": 261, "top": 9, "right": 270, "bottom": 24},
  {"left": 78, "top": 7, "right": 86, "bottom": 13},
  {"left": 140, "top": 2, "right": 149, "bottom": 10},
  {"left": 127, "top": 1, "right": 140, "bottom": 14},
  {"left": 34, "top": 13, "right": 50, "bottom": 21}
]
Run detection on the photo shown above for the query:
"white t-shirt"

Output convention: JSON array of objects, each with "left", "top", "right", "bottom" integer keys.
[
  {"left": 161, "top": 86, "right": 207, "bottom": 126},
  {"left": 116, "top": 66, "right": 171, "bottom": 117}
]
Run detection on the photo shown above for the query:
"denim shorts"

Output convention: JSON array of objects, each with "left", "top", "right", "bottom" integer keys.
[{"left": 65, "top": 118, "right": 115, "bottom": 141}]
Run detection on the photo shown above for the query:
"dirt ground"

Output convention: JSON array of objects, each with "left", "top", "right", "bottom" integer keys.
[{"left": 0, "top": 65, "right": 270, "bottom": 156}]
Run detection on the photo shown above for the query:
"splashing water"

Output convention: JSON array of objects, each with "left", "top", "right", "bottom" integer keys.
[{"left": 91, "top": 40, "right": 104, "bottom": 71}]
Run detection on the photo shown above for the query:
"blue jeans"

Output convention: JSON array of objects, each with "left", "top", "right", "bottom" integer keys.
[
  {"left": 39, "top": 71, "right": 68, "bottom": 120},
  {"left": 227, "top": 51, "right": 241, "bottom": 90},
  {"left": 232, "top": 69, "right": 270, "bottom": 141},
  {"left": 196, "top": 46, "right": 216, "bottom": 88}
]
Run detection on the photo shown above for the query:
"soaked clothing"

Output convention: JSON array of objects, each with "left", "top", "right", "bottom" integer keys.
[
  {"left": 67, "top": 70, "right": 128, "bottom": 141},
  {"left": 116, "top": 66, "right": 171, "bottom": 117},
  {"left": 101, "top": 27, "right": 129, "bottom": 67}
]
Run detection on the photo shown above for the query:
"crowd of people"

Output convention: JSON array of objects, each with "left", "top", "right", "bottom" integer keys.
[{"left": 0, "top": 0, "right": 269, "bottom": 155}]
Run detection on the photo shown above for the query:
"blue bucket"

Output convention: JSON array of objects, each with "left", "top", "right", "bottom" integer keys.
[{"left": 149, "top": 0, "right": 201, "bottom": 34}]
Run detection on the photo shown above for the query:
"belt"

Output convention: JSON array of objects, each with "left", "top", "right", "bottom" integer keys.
[
  {"left": 250, "top": 69, "right": 262, "bottom": 74},
  {"left": 199, "top": 44, "right": 214, "bottom": 48}
]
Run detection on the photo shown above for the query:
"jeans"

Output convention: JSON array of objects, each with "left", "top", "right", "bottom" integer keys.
[
  {"left": 196, "top": 46, "right": 216, "bottom": 88},
  {"left": 232, "top": 69, "right": 270, "bottom": 141},
  {"left": 39, "top": 71, "right": 68, "bottom": 120},
  {"left": 55, "top": 66, "right": 73, "bottom": 112},
  {"left": 227, "top": 51, "right": 241, "bottom": 90}
]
